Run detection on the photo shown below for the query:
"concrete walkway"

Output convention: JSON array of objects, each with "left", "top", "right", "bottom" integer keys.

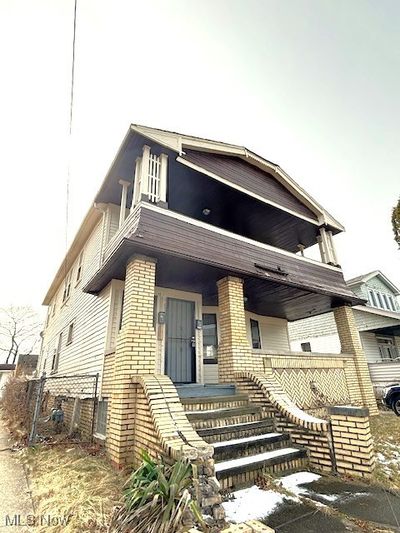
[{"left": 0, "top": 418, "right": 34, "bottom": 531}]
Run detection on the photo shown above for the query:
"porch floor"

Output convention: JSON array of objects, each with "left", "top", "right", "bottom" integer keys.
[{"left": 176, "top": 383, "right": 235, "bottom": 398}]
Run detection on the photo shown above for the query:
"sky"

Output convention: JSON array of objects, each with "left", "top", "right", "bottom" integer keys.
[{"left": 0, "top": 0, "right": 399, "bottom": 315}]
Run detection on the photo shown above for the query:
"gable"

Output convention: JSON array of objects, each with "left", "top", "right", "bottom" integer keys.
[
  {"left": 365, "top": 275, "right": 399, "bottom": 297},
  {"left": 181, "top": 150, "right": 319, "bottom": 223}
]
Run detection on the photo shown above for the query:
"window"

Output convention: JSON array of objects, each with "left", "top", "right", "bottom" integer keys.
[
  {"left": 388, "top": 295, "right": 397, "bottom": 312},
  {"left": 67, "top": 322, "right": 74, "bottom": 345},
  {"left": 63, "top": 271, "right": 72, "bottom": 302},
  {"left": 250, "top": 319, "right": 261, "bottom": 349},
  {"left": 376, "top": 292, "right": 384, "bottom": 309},
  {"left": 301, "top": 342, "right": 312, "bottom": 352},
  {"left": 95, "top": 400, "right": 108, "bottom": 436},
  {"left": 76, "top": 251, "right": 84, "bottom": 283},
  {"left": 203, "top": 313, "right": 218, "bottom": 359},
  {"left": 383, "top": 294, "right": 391, "bottom": 311},
  {"left": 52, "top": 332, "right": 63, "bottom": 372},
  {"left": 368, "top": 291, "right": 377, "bottom": 307}
]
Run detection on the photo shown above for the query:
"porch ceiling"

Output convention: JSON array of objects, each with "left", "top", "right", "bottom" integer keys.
[
  {"left": 84, "top": 241, "right": 361, "bottom": 322},
  {"left": 370, "top": 325, "right": 400, "bottom": 337}
]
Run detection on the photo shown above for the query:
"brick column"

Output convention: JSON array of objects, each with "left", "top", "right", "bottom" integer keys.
[
  {"left": 333, "top": 306, "right": 378, "bottom": 415},
  {"left": 107, "top": 254, "right": 157, "bottom": 466},
  {"left": 217, "top": 276, "right": 255, "bottom": 383},
  {"left": 329, "top": 406, "right": 375, "bottom": 478}
]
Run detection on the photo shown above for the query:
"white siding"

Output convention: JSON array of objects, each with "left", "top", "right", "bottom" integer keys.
[
  {"left": 203, "top": 364, "right": 218, "bottom": 384},
  {"left": 290, "top": 334, "right": 341, "bottom": 354},
  {"left": 288, "top": 312, "right": 337, "bottom": 341},
  {"left": 245, "top": 312, "right": 289, "bottom": 351},
  {"left": 106, "top": 204, "right": 121, "bottom": 243},
  {"left": 360, "top": 332, "right": 381, "bottom": 363},
  {"left": 105, "top": 281, "right": 124, "bottom": 352},
  {"left": 369, "top": 362, "right": 400, "bottom": 385},
  {"left": 354, "top": 309, "right": 400, "bottom": 332},
  {"left": 39, "top": 219, "right": 111, "bottom": 378}
]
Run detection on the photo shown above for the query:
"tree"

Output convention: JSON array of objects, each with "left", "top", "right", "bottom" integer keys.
[
  {"left": 392, "top": 197, "right": 400, "bottom": 249},
  {"left": 0, "top": 306, "right": 42, "bottom": 365}
]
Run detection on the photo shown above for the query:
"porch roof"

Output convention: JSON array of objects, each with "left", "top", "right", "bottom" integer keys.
[{"left": 84, "top": 204, "right": 363, "bottom": 321}]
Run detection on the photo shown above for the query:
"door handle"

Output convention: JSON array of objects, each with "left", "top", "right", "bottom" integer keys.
[{"left": 190, "top": 336, "right": 196, "bottom": 348}]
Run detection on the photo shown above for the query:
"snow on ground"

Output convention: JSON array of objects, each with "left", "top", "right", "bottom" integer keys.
[
  {"left": 278, "top": 471, "right": 321, "bottom": 496},
  {"left": 222, "top": 485, "right": 292, "bottom": 523}
]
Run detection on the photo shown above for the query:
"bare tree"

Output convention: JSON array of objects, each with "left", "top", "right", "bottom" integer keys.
[{"left": 0, "top": 306, "right": 42, "bottom": 365}]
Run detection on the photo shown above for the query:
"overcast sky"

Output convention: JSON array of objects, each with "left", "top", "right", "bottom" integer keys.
[{"left": 0, "top": 0, "right": 399, "bottom": 314}]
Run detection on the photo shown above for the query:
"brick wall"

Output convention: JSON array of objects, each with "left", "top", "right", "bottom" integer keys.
[
  {"left": 217, "top": 277, "right": 261, "bottom": 383},
  {"left": 333, "top": 306, "right": 378, "bottom": 415},
  {"left": 107, "top": 255, "right": 157, "bottom": 466}
]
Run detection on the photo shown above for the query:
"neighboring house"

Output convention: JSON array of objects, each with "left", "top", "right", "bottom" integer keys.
[
  {"left": 289, "top": 270, "right": 400, "bottom": 394},
  {"left": 0, "top": 364, "right": 15, "bottom": 399},
  {"left": 15, "top": 353, "right": 39, "bottom": 377},
  {"left": 38, "top": 125, "right": 377, "bottom": 488}
]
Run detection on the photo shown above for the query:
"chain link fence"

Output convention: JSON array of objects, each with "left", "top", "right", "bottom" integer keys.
[{"left": 27, "top": 373, "right": 99, "bottom": 446}]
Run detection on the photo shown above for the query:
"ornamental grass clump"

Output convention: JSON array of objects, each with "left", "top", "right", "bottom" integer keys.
[{"left": 109, "top": 451, "right": 205, "bottom": 533}]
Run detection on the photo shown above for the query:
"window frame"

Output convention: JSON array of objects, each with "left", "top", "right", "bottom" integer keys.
[
  {"left": 66, "top": 322, "right": 74, "bottom": 345},
  {"left": 250, "top": 318, "right": 262, "bottom": 350},
  {"left": 51, "top": 332, "right": 63, "bottom": 373},
  {"left": 95, "top": 399, "right": 108, "bottom": 438},
  {"left": 76, "top": 251, "right": 84, "bottom": 284}
]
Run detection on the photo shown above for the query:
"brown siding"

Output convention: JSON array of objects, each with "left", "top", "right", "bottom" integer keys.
[
  {"left": 183, "top": 150, "right": 318, "bottom": 222},
  {"left": 132, "top": 208, "right": 356, "bottom": 302}
]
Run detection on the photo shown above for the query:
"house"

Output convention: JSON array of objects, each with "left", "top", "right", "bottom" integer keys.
[
  {"left": 38, "top": 125, "right": 377, "bottom": 506},
  {"left": 15, "top": 353, "right": 39, "bottom": 377},
  {"left": 0, "top": 364, "right": 15, "bottom": 399},
  {"left": 289, "top": 270, "right": 400, "bottom": 395}
]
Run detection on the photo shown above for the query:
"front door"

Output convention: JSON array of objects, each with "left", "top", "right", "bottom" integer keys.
[{"left": 165, "top": 298, "right": 196, "bottom": 383}]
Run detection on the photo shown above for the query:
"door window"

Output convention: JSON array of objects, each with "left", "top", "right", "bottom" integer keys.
[{"left": 250, "top": 319, "right": 262, "bottom": 349}]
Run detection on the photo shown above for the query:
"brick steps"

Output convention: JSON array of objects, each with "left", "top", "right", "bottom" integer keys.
[
  {"left": 183, "top": 390, "right": 308, "bottom": 490},
  {"left": 198, "top": 418, "right": 275, "bottom": 443},
  {"left": 215, "top": 448, "right": 308, "bottom": 490},
  {"left": 213, "top": 432, "right": 290, "bottom": 461}
]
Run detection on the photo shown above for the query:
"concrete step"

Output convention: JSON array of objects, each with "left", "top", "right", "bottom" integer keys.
[
  {"left": 176, "top": 384, "right": 236, "bottom": 398},
  {"left": 215, "top": 447, "right": 308, "bottom": 490},
  {"left": 186, "top": 405, "right": 263, "bottom": 429},
  {"left": 213, "top": 432, "right": 290, "bottom": 461},
  {"left": 181, "top": 394, "right": 249, "bottom": 411},
  {"left": 197, "top": 418, "right": 276, "bottom": 443}
]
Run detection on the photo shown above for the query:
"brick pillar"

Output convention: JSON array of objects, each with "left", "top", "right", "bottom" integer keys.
[
  {"left": 217, "top": 276, "right": 255, "bottom": 383},
  {"left": 107, "top": 254, "right": 157, "bottom": 466},
  {"left": 329, "top": 406, "right": 375, "bottom": 478},
  {"left": 334, "top": 306, "right": 378, "bottom": 415}
]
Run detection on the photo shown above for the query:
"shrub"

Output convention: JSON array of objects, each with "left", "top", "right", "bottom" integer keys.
[
  {"left": 0, "top": 374, "right": 31, "bottom": 439},
  {"left": 109, "top": 451, "right": 205, "bottom": 533}
]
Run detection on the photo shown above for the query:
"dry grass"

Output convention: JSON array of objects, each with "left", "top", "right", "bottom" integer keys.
[
  {"left": 21, "top": 444, "right": 125, "bottom": 532},
  {"left": 370, "top": 411, "right": 400, "bottom": 490},
  {"left": 0, "top": 375, "right": 31, "bottom": 440}
]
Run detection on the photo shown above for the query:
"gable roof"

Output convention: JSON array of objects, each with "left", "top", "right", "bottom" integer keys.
[
  {"left": 347, "top": 270, "right": 400, "bottom": 295},
  {"left": 130, "top": 124, "right": 345, "bottom": 232}
]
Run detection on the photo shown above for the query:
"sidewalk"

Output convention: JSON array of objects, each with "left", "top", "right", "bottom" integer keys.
[{"left": 0, "top": 417, "right": 34, "bottom": 532}]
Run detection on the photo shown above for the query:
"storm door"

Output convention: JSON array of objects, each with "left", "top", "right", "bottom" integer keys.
[{"left": 165, "top": 298, "right": 196, "bottom": 383}]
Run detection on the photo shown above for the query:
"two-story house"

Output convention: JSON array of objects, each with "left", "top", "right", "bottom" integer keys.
[
  {"left": 38, "top": 125, "right": 377, "bottom": 494},
  {"left": 289, "top": 270, "right": 400, "bottom": 394}
]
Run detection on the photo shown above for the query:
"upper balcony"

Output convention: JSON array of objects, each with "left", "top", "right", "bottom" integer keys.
[{"left": 95, "top": 129, "right": 342, "bottom": 266}]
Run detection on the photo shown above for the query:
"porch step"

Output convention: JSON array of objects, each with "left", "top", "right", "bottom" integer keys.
[
  {"left": 186, "top": 405, "right": 263, "bottom": 429},
  {"left": 184, "top": 391, "right": 309, "bottom": 491},
  {"left": 197, "top": 418, "right": 275, "bottom": 443},
  {"left": 177, "top": 384, "right": 236, "bottom": 398},
  {"left": 181, "top": 394, "right": 249, "bottom": 411},
  {"left": 215, "top": 447, "right": 308, "bottom": 490},
  {"left": 213, "top": 432, "right": 290, "bottom": 461}
]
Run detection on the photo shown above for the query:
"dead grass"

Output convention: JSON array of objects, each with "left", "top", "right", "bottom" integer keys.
[
  {"left": 370, "top": 411, "right": 400, "bottom": 490},
  {"left": 21, "top": 444, "right": 125, "bottom": 532}
]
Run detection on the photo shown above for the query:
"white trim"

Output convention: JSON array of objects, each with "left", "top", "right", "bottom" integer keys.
[
  {"left": 154, "top": 287, "right": 204, "bottom": 384},
  {"left": 141, "top": 202, "right": 341, "bottom": 272},
  {"left": 353, "top": 305, "right": 400, "bottom": 322},
  {"left": 177, "top": 156, "right": 320, "bottom": 227}
]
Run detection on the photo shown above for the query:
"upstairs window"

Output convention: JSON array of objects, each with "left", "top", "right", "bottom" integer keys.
[
  {"left": 67, "top": 322, "right": 74, "bottom": 345},
  {"left": 52, "top": 332, "right": 63, "bottom": 373},
  {"left": 250, "top": 319, "right": 261, "bottom": 349},
  {"left": 63, "top": 271, "right": 72, "bottom": 302},
  {"left": 368, "top": 291, "right": 377, "bottom": 307},
  {"left": 76, "top": 251, "right": 84, "bottom": 283}
]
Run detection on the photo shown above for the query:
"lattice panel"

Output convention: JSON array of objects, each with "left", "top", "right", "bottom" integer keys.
[{"left": 273, "top": 368, "right": 350, "bottom": 409}]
